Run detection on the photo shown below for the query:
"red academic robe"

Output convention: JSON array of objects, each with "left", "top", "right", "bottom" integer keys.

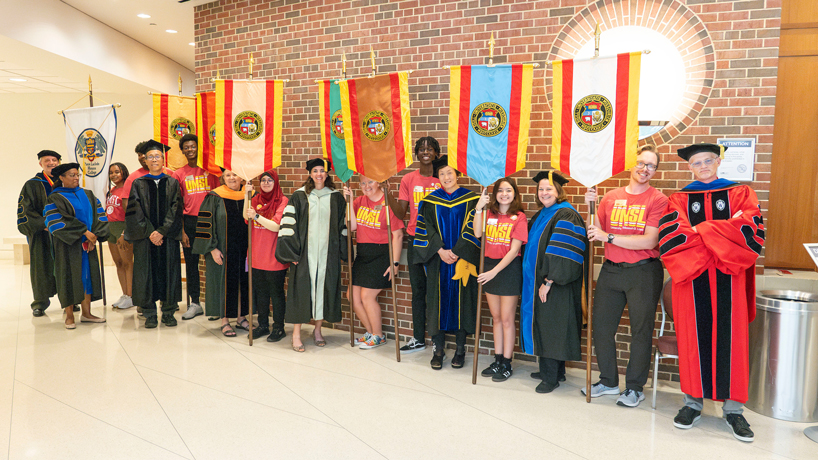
[{"left": 658, "top": 180, "right": 764, "bottom": 403}]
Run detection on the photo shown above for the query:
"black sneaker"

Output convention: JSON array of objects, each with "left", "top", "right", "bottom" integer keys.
[
  {"left": 400, "top": 337, "right": 427, "bottom": 354},
  {"left": 145, "top": 315, "right": 158, "bottom": 329},
  {"left": 535, "top": 381, "right": 559, "bottom": 393},
  {"left": 161, "top": 313, "right": 177, "bottom": 327},
  {"left": 725, "top": 414, "right": 754, "bottom": 442},
  {"left": 267, "top": 328, "right": 286, "bottom": 343},
  {"left": 252, "top": 326, "right": 270, "bottom": 340},
  {"left": 481, "top": 361, "right": 502, "bottom": 377},
  {"left": 451, "top": 350, "right": 466, "bottom": 369},
  {"left": 492, "top": 362, "right": 512, "bottom": 382},
  {"left": 673, "top": 406, "right": 702, "bottom": 429}
]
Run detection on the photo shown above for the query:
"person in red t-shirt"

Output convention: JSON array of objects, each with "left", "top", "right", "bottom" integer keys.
[
  {"left": 172, "top": 134, "right": 220, "bottom": 319},
  {"left": 245, "top": 170, "right": 290, "bottom": 343},
  {"left": 582, "top": 145, "right": 669, "bottom": 407},
  {"left": 344, "top": 175, "right": 405, "bottom": 349},
  {"left": 106, "top": 162, "right": 134, "bottom": 310},
  {"left": 385, "top": 136, "right": 441, "bottom": 354},
  {"left": 474, "top": 177, "right": 528, "bottom": 382}
]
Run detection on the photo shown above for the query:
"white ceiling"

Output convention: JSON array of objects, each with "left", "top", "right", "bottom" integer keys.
[
  {"left": 61, "top": 0, "right": 213, "bottom": 70},
  {"left": 0, "top": 62, "right": 92, "bottom": 94}
]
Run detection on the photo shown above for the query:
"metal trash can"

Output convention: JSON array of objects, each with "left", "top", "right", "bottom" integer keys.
[{"left": 747, "top": 290, "right": 818, "bottom": 422}]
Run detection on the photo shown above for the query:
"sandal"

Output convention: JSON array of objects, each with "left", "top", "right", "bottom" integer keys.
[
  {"left": 221, "top": 323, "right": 236, "bottom": 337},
  {"left": 291, "top": 338, "right": 305, "bottom": 353},
  {"left": 313, "top": 332, "right": 326, "bottom": 347},
  {"left": 235, "top": 318, "right": 251, "bottom": 331}
]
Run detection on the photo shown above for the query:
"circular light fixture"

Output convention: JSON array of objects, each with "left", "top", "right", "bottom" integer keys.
[
  {"left": 9, "top": 78, "right": 27, "bottom": 82},
  {"left": 189, "top": 42, "right": 195, "bottom": 46},
  {"left": 137, "top": 14, "right": 151, "bottom": 19},
  {"left": 166, "top": 29, "right": 178, "bottom": 34}
]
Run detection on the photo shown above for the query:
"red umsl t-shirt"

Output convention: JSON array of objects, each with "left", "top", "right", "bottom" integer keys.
[
  {"left": 483, "top": 210, "right": 528, "bottom": 259},
  {"left": 251, "top": 197, "right": 290, "bottom": 272},
  {"left": 353, "top": 194, "right": 405, "bottom": 244},
  {"left": 106, "top": 186, "right": 128, "bottom": 222},
  {"left": 399, "top": 170, "right": 441, "bottom": 236},
  {"left": 597, "top": 186, "right": 669, "bottom": 264},
  {"left": 172, "top": 165, "right": 220, "bottom": 216}
]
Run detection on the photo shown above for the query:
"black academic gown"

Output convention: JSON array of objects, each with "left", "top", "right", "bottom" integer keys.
[
  {"left": 192, "top": 191, "right": 248, "bottom": 318},
  {"left": 521, "top": 205, "right": 588, "bottom": 361},
  {"left": 44, "top": 187, "right": 109, "bottom": 307},
  {"left": 17, "top": 173, "right": 57, "bottom": 309},
  {"left": 412, "top": 187, "right": 480, "bottom": 336},
  {"left": 124, "top": 174, "right": 183, "bottom": 308},
  {"left": 275, "top": 187, "right": 347, "bottom": 324}
]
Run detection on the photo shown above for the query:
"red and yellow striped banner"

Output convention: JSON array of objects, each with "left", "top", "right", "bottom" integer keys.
[
  {"left": 195, "top": 91, "right": 221, "bottom": 177},
  {"left": 152, "top": 94, "right": 196, "bottom": 170},
  {"left": 551, "top": 52, "right": 641, "bottom": 187},
  {"left": 214, "top": 79, "right": 284, "bottom": 181},
  {"left": 338, "top": 72, "right": 412, "bottom": 183}
]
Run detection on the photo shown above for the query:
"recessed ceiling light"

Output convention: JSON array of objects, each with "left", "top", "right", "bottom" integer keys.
[
  {"left": 189, "top": 42, "right": 195, "bottom": 46},
  {"left": 9, "top": 78, "right": 27, "bottom": 82},
  {"left": 137, "top": 14, "right": 151, "bottom": 19},
  {"left": 166, "top": 29, "right": 178, "bottom": 34}
]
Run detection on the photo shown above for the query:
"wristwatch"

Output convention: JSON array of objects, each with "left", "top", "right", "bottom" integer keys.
[
  {"left": 393, "top": 261, "right": 400, "bottom": 266},
  {"left": 607, "top": 233, "right": 615, "bottom": 244},
  {"left": 545, "top": 280, "right": 553, "bottom": 287}
]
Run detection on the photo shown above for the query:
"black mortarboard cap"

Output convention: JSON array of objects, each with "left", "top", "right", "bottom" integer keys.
[
  {"left": 37, "top": 150, "right": 61, "bottom": 160},
  {"left": 51, "top": 163, "right": 80, "bottom": 178},
  {"left": 142, "top": 139, "right": 171, "bottom": 154},
  {"left": 532, "top": 171, "right": 569, "bottom": 187},
  {"left": 432, "top": 155, "right": 454, "bottom": 178},
  {"left": 677, "top": 143, "right": 726, "bottom": 162},
  {"left": 305, "top": 157, "right": 331, "bottom": 172}
]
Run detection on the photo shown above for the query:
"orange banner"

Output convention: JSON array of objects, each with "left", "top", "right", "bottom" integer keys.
[{"left": 152, "top": 94, "right": 196, "bottom": 170}]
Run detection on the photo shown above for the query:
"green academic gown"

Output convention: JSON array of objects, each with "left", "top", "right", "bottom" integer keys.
[
  {"left": 17, "top": 173, "right": 58, "bottom": 310},
  {"left": 275, "top": 187, "right": 347, "bottom": 324},
  {"left": 191, "top": 190, "right": 248, "bottom": 318},
  {"left": 43, "top": 187, "right": 109, "bottom": 307},
  {"left": 124, "top": 174, "right": 183, "bottom": 311},
  {"left": 412, "top": 187, "right": 481, "bottom": 336}
]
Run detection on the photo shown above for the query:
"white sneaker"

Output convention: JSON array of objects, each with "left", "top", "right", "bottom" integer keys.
[
  {"left": 616, "top": 389, "right": 645, "bottom": 407},
  {"left": 580, "top": 382, "right": 620, "bottom": 398},
  {"left": 112, "top": 295, "right": 129, "bottom": 307},
  {"left": 181, "top": 303, "right": 203, "bottom": 320},
  {"left": 116, "top": 296, "right": 134, "bottom": 310}
]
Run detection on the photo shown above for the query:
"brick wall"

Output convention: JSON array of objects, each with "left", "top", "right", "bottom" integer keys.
[{"left": 193, "top": 0, "right": 780, "bottom": 382}]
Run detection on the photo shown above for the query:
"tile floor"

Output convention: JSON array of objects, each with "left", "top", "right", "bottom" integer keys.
[{"left": 1, "top": 260, "right": 816, "bottom": 459}]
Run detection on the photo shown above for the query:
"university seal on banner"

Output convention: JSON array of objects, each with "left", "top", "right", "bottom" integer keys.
[
  {"left": 74, "top": 129, "right": 108, "bottom": 178},
  {"left": 470, "top": 102, "right": 507, "bottom": 137},
  {"left": 573, "top": 95, "right": 613, "bottom": 133},
  {"left": 362, "top": 110, "right": 389, "bottom": 142},
  {"left": 233, "top": 111, "right": 263, "bottom": 141},
  {"left": 169, "top": 117, "right": 195, "bottom": 140},
  {"left": 331, "top": 109, "right": 344, "bottom": 140},
  {"left": 209, "top": 124, "right": 216, "bottom": 146}
]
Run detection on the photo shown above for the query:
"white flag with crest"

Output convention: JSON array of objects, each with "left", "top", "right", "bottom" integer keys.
[{"left": 62, "top": 105, "right": 118, "bottom": 203}]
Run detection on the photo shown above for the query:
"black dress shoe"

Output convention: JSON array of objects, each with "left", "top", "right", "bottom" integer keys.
[
  {"left": 535, "top": 381, "right": 560, "bottom": 393},
  {"left": 267, "top": 328, "right": 286, "bottom": 342},
  {"left": 145, "top": 316, "right": 158, "bottom": 329},
  {"left": 530, "top": 372, "right": 566, "bottom": 382},
  {"left": 32, "top": 308, "right": 45, "bottom": 317},
  {"left": 73, "top": 305, "right": 80, "bottom": 312},
  {"left": 252, "top": 326, "right": 270, "bottom": 340}
]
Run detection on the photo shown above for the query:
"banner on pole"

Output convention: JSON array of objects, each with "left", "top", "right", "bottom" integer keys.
[
  {"left": 195, "top": 91, "right": 221, "bottom": 176},
  {"left": 317, "top": 79, "right": 354, "bottom": 183},
  {"left": 551, "top": 52, "right": 642, "bottom": 187},
  {"left": 62, "top": 105, "right": 118, "bottom": 202},
  {"left": 152, "top": 94, "right": 196, "bottom": 170},
  {"left": 338, "top": 72, "right": 412, "bottom": 183},
  {"left": 215, "top": 80, "right": 284, "bottom": 180},
  {"left": 447, "top": 64, "right": 534, "bottom": 187}
]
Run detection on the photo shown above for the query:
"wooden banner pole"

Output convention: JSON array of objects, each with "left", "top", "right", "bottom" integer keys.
[
  {"left": 383, "top": 194, "right": 401, "bottom": 362},
  {"left": 585, "top": 186, "right": 597, "bottom": 403},
  {"left": 471, "top": 207, "right": 487, "bottom": 384}
]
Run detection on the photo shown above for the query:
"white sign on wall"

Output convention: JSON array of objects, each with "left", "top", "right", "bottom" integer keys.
[{"left": 717, "top": 138, "right": 756, "bottom": 182}]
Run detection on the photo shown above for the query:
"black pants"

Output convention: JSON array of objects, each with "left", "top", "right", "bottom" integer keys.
[
  {"left": 182, "top": 215, "right": 201, "bottom": 304},
  {"left": 224, "top": 253, "right": 249, "bottom": 319},
  {"left": 432, "top": 329, "right": 467, "bottom": 354},
  {"left": 252, "top": 268, "right": 287, "bottom": 329},
  {"left": 539, "top": 358, "right": 567, "bottom": 385},
  {"left": 407, "top": 237, "right": 428, "bottom": 342},
  {"left": 592, "top": 259, "right": 664, "bottom": 392}
]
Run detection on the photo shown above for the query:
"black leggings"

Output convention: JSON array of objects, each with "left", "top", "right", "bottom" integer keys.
[
  {"left": 252, "top": 268, "right": 287, "bottom": 329},
  {"left": 432, "top": 329, "right": 468, "bottom": 354}
]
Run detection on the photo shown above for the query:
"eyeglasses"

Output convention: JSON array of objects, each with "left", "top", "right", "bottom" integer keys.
[
  {"left": 690, "top": 157, "right": 718, "bottom": 169},
  {"left": 146, "top": 155, "right": 163, "bottom": 161},
  {"left": 635, "top": 161, "right": 657, "bottom": 172},
  {"left": 259, "top": 179, "right": 275, "bottom": 184}
]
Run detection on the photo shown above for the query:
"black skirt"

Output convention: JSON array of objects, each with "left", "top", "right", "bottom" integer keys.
[
  {"left": 483, "top": 256, "right": 523, "bottom": 296},
  {"left": 352, "top": 243, "right": 391, "bottom": 290}
]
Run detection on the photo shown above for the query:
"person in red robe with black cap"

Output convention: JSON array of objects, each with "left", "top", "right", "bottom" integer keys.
[{"left": 659, "top": 143, "right": 765, "bottom": 442}]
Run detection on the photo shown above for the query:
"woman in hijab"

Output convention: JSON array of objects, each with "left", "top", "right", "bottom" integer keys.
[{"left": 245, "top": 170, "right": 290, "bottom": 342}]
